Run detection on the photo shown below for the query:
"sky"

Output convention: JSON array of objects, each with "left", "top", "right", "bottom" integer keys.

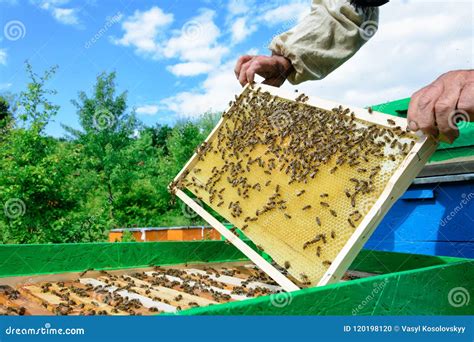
[{"left": 0, "top": 0, "right": 472, "bottom": 137}]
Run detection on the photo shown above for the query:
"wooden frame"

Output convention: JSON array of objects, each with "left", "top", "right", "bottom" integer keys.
[{"left": 171, "top": 84, "right": 438, "bottom": 291}]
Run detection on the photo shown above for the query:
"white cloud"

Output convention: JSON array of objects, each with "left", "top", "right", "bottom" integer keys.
[
  {"left": 164, "top": 9, "right": 228, "bottom": 65},
  {"left": 115, "top": 7, "right": 228, "bottom": 76},
  {"left": 227, "top": 0, "right": 253, "bottom": 16},
  {"left": 136, "top": 104, "right": 159, "bottom": 116},
  {"left": 261, "top": 1, "right": 309, "bottom": 26},
  {"left": 32, "top": 0, "right": 81, "bottom": 26},
  {"left": 52, "top": 7, "right": 79, "bottom": 25},
  {"left": 0, "top": 49, "right": 7, "bottom": 65},
  {"left": 160, "top": 60, "right": 241, "bottom": 117},
  {"left": 33, "top": 0, "right": 68, "bottom": 10},
  {"left": 114, "top": 6, "right": 173, "bottom": 57},
  {"left": 167, "top": 62, "right": 213, "bottom": 76},
  {"left": 231, "top": 17, "right": 257, "bottom": 44}
]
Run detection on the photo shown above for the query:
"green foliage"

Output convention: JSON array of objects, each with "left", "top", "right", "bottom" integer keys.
[
  {"left": 0, "top": 64, "right": 221, "bottom": 244},
  {"left": 0, "top": 96, "right": 13, "bottom": 139},
  {"left": 120, "top": 230, "right": 137, "bottom": 242}
]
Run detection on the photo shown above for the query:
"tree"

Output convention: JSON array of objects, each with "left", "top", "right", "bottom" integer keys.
[
  {"left": 0, "top": 96, "right": 13, "bottom": 138},
  {"left": 0, "top": 63, "right": 87, "bottom": 243},
  {"left": 64, "top": 72, "right": 139, "bottom": 223}
]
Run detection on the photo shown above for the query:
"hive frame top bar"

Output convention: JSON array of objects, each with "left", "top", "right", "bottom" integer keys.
[{"left": 171, "top": 83, "right": 437, "bottom": 291}]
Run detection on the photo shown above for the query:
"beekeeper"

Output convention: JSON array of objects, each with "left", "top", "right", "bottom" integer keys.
[{"left": 234, "top": 0, "right": 473, "bottom": 143}]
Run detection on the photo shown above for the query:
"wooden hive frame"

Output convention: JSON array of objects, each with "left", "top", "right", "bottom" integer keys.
[{"left": 171, "top": 84, "right": 438, "bottom": 292}]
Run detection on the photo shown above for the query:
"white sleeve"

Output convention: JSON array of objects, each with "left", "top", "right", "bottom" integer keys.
[{"left": 269, "top": 0, "right": 379, "bottom": 84}]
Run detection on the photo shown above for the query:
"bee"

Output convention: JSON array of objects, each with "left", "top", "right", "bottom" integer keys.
[
  {"left": 302, "top": 205, "right": 311, "bottom": 211},
  {"left": 320, "top": 202, "right": 329, "bottom": 207},
  {"left": 217, "top": 201, "right": 224, "bottom": 207},
  {"left": 264, "top": 170, "right": 271, "bottom": 175},
  {"left": 348, "top": 218, "right": 356, "bottom": 228},
  {"left": 330, "top": 166, "right": 338, "bottom": 174},
  {"left": 275, "top": 184, "right": 280, "bottom": 193},
  {"left": 368, "top": 107, "right": 373, "bottom": 114},
  {"left": 322, "top": 260, "right": 332, "bottom": 267},
  {"left": 284, "top": 213, "right": 292, "bottom": 219},
  {"left": 284, "top": 261, "right": 291, "bottom": 270},
  {"left": 344, "top": 189, "right": 351, "bottom": 198},
  {"left": 320, "top": 193, "right": 329, "bottom": 198},
  {"left": 351, "top": 196, "right": 356, "bottom": 207},
  {"left": 300, "top": 273, "right": 310, "bottom": 285},
  {"left": 387, "top": 118, "right": 396, "bottom": 126},
  {"left": 331, "top": 230, "right": 336, "bottom": 239},
  {"left": 330, "top": 209, "right": 337, "bottom": 217},
  {"left": 296, "top": 190, "right": 305, "bottom": 197},
  {"left": 265, "top": 180, "right": 272, "bottom": 186},
  {"left": 315, "top": 217, "right": 321, "bottom": 227},
  {"left": 241, "top": 224, "right": 248, "bottom": 230},
  {"left": 316, "top": 246, "right": 322, "bottom": 257}
]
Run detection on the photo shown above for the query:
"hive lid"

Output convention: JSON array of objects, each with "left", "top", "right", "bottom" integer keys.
[{"left": 171, "top": 84, "right": 437, "bottom": 291}]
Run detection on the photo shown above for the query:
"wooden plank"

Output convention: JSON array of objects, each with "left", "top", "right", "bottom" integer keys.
[
  {"left": 144, "top": 272, "right": 248, "bottom": 301},
  {"left": 107, "top": 276, "right": 216, "bottom": 308},
  {"left": 48, "top": 283, "right": 124, "bottom": 316},
  {"left": 183, "top": 268, "right": 281, "bottom": 292},
  {"left": 176, "top": 189, "right": 300, "bottom": 292},
  {"left": 22, "top": 285, "right": 63, "bottom": 305},
  {"left": 0, "top": 285, "right": 51, "bottom": 315},
  {"left": 18, "top": 285, "right": 84, "bottom": 315},
  {"left": 80, "top": 278, "right": 176, "bottom": 313}
]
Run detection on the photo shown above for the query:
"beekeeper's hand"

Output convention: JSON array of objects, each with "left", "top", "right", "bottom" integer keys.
[
  {"left": 408, "top": 70, "right": 474, "bottom": 143},
  {"left": 234, "top": 54, "right": 294, "bottom": 87}
]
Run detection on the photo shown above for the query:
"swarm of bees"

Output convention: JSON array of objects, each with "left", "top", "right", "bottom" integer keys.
[{"left": 174, "top": 85, "right": 417, "bottom": 285}]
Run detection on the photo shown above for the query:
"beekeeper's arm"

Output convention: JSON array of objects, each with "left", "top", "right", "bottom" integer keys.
[{"left": 235, "top": 0, "right": 382, "bottom": 86}]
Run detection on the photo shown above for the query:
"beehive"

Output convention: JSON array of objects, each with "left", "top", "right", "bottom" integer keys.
[
  {"left": 0, "top": 261, "right": 377, "bottom": 315},
  {"left": 171, "top": 84, "right": 436, "bottom": 288}
]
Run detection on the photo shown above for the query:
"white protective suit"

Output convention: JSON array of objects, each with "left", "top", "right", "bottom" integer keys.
[{"left": 269, "top": 0, "right": 380, "bottom": 84}]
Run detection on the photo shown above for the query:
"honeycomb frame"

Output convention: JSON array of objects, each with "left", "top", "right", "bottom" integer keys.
[{"left": 171, "top": 84, "right": 437, "bottom": 290}]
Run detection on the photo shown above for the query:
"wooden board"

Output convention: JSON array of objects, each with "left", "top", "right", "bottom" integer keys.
[{"left": 171, "top": 83, "right": 438, "bottom": 288}]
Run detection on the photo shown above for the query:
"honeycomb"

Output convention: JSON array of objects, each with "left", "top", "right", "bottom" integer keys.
[{"left": 174, "top": 85, "right": 419, "bottom": 286}]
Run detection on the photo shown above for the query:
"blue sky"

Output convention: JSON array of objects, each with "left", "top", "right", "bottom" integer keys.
[{"left": 0, "top": 0, "right": 472, "bottom": 137}]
